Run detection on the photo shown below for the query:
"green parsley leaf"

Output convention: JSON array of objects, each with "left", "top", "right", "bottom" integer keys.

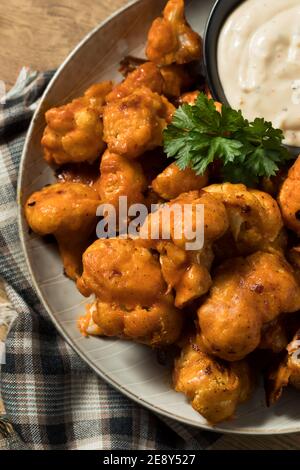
[
  {"left": 172, "top": 104, "right": 195, "bottom": 130},
  {"left": 163, "top": 92, "right": 293, "bottom": 186}
]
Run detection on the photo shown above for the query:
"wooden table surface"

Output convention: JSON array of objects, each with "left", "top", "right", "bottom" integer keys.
[
  {"left": 0, "top": 0, "right": 299, "bottom": 450},
  {"left": 0, "top": 0, "right": 126, "bottom": 89}
]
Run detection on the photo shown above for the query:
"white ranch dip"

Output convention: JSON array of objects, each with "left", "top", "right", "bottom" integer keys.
[{"left": 218, "top": 0, "right": 300, "bottom": 147}]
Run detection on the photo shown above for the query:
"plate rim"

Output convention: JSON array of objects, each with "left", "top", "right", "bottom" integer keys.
[{"left": 17, "top": 0, "right": 300, "bottom": 436}]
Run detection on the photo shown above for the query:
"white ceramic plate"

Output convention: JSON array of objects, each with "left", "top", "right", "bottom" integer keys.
[{"left": 18, "top": 0, "right": 300, "bottom": 435}]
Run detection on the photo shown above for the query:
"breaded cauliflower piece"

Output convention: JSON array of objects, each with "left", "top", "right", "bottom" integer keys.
[
  {"left": 173, "top": 337, "right": 253, "bottom": 424},
  {"left": 42, "top": 82, "right": 112, "bottom": 165},
  {"left": 214, "top": 228, "right": 288, "bottom": 266},
  {"left": 25, "top": 182, "right": 99, "bottom": 280},
  {"left": 204, "top": 184, "right": 283, "bottom": 255},
  {"left": 198, "top": 252, "right": 300, "bottom": 361},
  {"left": 96, "top": 150, "right": 147, "bottom": 211},
  {"left": 156, "top": 241, "right": 213, "bottom": 308},
  {"left": 146, "top": 0, "right": 202, "bottom": 65},
  {"left": 103, "top": 87, "right": 175, "bottom": 159},
  {"left": 141, "top": 190, "right": 229, "bottom": 250},
  {"left": 266, "top": 328, "right": 300, "bottom": 406},
  {"left": 112, "top": 58, "right": 192, "bottom": 99},
  {"left": 77, "top": 238, "right": 167, "bottom": 306},
  {"left": 78, "top": 295, "right": 183, "bottom": 347},
  {"left": 77, "top": 238, "right": 183, "bottom": 346},
  {"left": 278, "top": 157, "right": 300, "bottom": 236},
  {"left": 140, "top": 190, "right": 228, "bottom": 307},
  {"left": 106, "top": 62, "right": 164, "bottom": 102},
  {"left": 152, "top": 162, "right": 208, "bottom": 200}
]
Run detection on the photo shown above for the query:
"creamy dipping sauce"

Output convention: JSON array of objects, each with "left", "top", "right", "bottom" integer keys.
[{"left": 218, "top": 0, "right": 300, "bottom": 147}]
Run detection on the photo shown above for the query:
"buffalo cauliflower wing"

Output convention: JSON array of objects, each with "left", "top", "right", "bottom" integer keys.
[
  {"left": 78, "top": 295, "right": 182, "bottom": 347},
  {"left": 25, "top": 182, "right": 99, "bottom": 280},
  {"left": 106, "top": 62, "right": 164, "bottom": 102},
  {"left": 77, "top": 238, "right": 167, "bottom": 306},
  {"left": 140, "top": 190, "right": 229, "bottom": 250},
  {"left": 77, "top": 238, "right": 183, "bottom": 346},
  {"left": 146, "top": 0, "right": 202, "bottom": 65},
  {"left": 156, "top": 241, "right": 213, "bottom": 308},
  {"left": 198, "top": 252, "right": 300, "bottom": 361},
  {"left": 204, "top": 184, "right": 283, "bottom": 255},
  {"left": 152, "top": 162, "right": 208, "bottom": 200},
  {"left": 266, "top": 328, "right": 300, "bottom": 406},
  {"left": 140, "top": 190, "right": 228, "bottom": 307},
  {"left": 278, "top": 156, "right": 300, "bottom": 236},
  {"left": 42, "top": 82, "right": 112, "bottom": 165},
  {"left": 103, "top": 87, "right": 175, "bottom": 159},
  {"left": 96, "top": 150, "right": 147, "bottom": 211},
  {"left": 173, "top": 337, "right": 254, "bottom": 423}
]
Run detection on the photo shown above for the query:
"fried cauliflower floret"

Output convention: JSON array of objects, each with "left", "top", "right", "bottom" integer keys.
[
  {"left": 146, "top": 0, "right": 202, "bottom": 65},
  {"left": 204, "top": 184, "right": 283, "bottom": 255},
  {"left": 106, "top": 62, "right": 164, "bottom": 102},
  {"left": 25, "top": 182, "right": 99, "bottom": 280},
  {"left": 77, "top": 238, "right": 167, "bottom": 306},
  {"left": 266, "top": 328, "right": 300, "bottom": 406},
  {"left": 140, "top": 190, "right": 228, "bottom": 307},
  {"left": 278, "top": 157, "right": 300, "bottom": 236},
  {"left": 173, "top": 337, "right": 253, "bottom": 424},
  {"left": 78, "top": 295, "right": 183, "bottom": 347},
  {"left": 103, "top": 87, "right": 175, "bottom": 159},
  {"left": 82, "top": 82, "right": 114, "bottom": 114},
  {"left": 198, "top": 252, "right": 300, "bottom": 362},
  {"left": 157, "top": 241, "right": 213, "bottom": 308},
  {"left": 214, "top": 228, "right": 287, "bottom": 265},
  {"left": 42, "top": 82, "right": 113, "bottom": 165},
  {"left": 96, "top": 150, "right": 147, "bottom": 211},
  {"left": 152, "top": 163, "right": 208, "bottom": 200},
  {"left": 160, "top": 64, "right": 193, "bottom": 97},
  {"left": 141, "top": 190, "right": 229, "bottom": 250},
  {"left": 77, "top": 237, "right": 183, "bottom": 346}
]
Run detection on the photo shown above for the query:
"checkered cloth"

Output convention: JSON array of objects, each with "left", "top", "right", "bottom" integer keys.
[{"left": 0, "top": 69, "right": 220, "bottom": 450}]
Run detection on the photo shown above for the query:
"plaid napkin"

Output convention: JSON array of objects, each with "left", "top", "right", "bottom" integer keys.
[{"left": 0, "top": 69, "right": 220, "bottom": 450}]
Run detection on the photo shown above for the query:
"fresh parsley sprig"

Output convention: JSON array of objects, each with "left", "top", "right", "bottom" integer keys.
[{"left": 163, "top": 93, "right": 292, "bottom": 186}]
